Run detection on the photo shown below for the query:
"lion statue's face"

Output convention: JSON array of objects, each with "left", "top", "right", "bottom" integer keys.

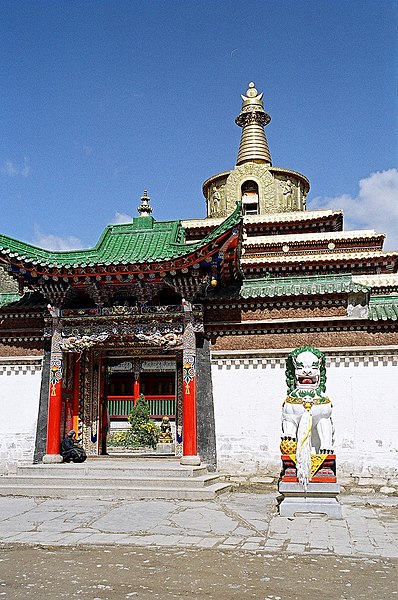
[
  {"left": 285, "top": 346, "right": 326, "bottom": 395},
  {"left": 292, "top": 350, "right": 321, "bottom": 391}
]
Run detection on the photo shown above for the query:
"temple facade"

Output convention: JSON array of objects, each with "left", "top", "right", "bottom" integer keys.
[{"left": 0, "top": 83, "right": 397, "bottom": 484}]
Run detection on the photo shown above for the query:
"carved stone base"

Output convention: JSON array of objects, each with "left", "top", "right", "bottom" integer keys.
[
  {"left": 42, "top": 454, "right": 63, "bottom": 464},
  {"left": 278, "top": 481, "right": 342, "bottom": 518},
  {"left": 156, "top": 443, "right": 175, "bottom": 455},
  {"left": 180, "top": 455, "right": 201, "bottom": 466}
]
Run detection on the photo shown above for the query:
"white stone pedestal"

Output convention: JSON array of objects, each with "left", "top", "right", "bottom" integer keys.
[
  {"left": 156, "top": 443, "right": 175, "bottom": 455},
  {"left": 278, "top": 481, "right": 342, "bottom": 518},
  {"left": 180, "top": 455, "right": 201, "bottom": 466},
  {"left": 42, "top": 454, "right": 63, "bottom": 464}
]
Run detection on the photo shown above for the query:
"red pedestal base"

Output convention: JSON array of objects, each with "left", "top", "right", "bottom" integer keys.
[{"left": 281, "top": 454, "right": 337, "bottom": 484}]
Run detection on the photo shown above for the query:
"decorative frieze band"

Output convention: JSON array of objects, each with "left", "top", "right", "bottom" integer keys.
[
  {"left": 0, "top": 312, "right": 43, "bottom": 319},
  {"left": 0, "top": 357, "right": 43, "bottom": 375},
  {"left": 207, "top": 322, "right": 394, "bottom": 335},
  {"left": 212, "top": 348, "right": 398, "bottom": 369},
  {"left": 213, "top": 357, "right": 285, "bottom": 369},
  {"left": 0, "top": 336, "right": 44, "bottom": 342}
]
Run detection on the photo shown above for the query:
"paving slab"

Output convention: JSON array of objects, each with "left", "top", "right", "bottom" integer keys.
[{"left": 0, "top": 492, "right": 396, "bottom": 558}]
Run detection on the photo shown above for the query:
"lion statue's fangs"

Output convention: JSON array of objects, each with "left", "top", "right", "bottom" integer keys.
[{"left": 281, "top": 346, "right": 334, "bottom": 489}]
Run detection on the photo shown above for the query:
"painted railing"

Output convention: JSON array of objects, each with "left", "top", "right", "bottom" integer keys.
[
  {"left": 146, "top": 396, "right": 175, "bottom": 419},
  {"left": 107, "top": 397, "right": 135, "bottom": 419},
  {"left": 108, "top": 395, "right": 175, "bottom": 420}
]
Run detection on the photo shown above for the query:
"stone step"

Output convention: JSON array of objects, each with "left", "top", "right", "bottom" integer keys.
[
  {"left": 1, "top": 474, "right": 221, "bottom": 489},
  {"left": 104, "top": 453, "right": 177, "bottom": 459},
  {"left": 1, "top": 459, "right": 231, "bottom": 500},
  {"left": 0, "top": 482, "right": 231, "bottom": 500},
  {"left": 17, "top": 462, "right": 208, "bottom": 479}
]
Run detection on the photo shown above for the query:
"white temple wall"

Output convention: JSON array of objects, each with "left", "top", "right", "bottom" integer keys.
[
  {"left": 0, "top": 358, "right": 43, "bottom": 474},
  {"left": 211, "top": 350, "right": 398, "bottom": 483}
]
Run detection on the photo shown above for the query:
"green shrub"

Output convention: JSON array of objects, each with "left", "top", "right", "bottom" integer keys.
[
  {"left": 107, "top": 430, "right": 140, "bottom": 448},
  {"left": 127, "top": 394, "right": 160, "bottom": 450}
]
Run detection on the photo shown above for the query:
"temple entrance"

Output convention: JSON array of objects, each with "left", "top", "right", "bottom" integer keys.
[
  {"left": 106, "top": 355, "right": 177, "bottom": 426},
  {"left": 61, "top": 351, "right": 182, "bottom": 457},
  {"left": 46, "top": 300, "right": 203, "bottom": 464}
]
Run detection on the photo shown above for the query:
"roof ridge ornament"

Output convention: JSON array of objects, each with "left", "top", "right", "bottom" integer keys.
[
  {"left": 241, "top": 81, "right": 263, "bottom": 104},
  {"left": 235, "top": 81, "right": 272, "bottom": 166},
  {"left": 137, "top": 190, "right": 153, "bottom": 217}
]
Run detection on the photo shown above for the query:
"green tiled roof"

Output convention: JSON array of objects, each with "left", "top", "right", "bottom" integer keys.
[
  {"left": 240, "top": 274, "right": 369, "bottom": 299},
  {"left": 0, "top": 204, "right": 241, "bottom": 270},
  {"left": 369, "top": 296, "right": 398, "bottom": 321},
  {"left": 0, "top": 292, "right": 46, "bottom": 310},
  {"left": 0, "top": 292, "right": 20, "bottom": 308}
]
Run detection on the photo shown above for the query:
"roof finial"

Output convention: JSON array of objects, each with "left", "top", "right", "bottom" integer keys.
[
  {"left": 137, "top": 190, "right": 153, "bottom": 217},
  {"left": 235, "top": 81, "right": 272, "bottom": 166},
  {"left": 241, "top": 81, "right": 262, "bottom": 102}
]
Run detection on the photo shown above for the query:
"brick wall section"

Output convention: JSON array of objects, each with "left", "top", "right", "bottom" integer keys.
[
  {"left": 212, "top": 330, "right": 398, "bottom": 350},
  {"left": 242, "top": 305, "right": 346, "bottom": 320},
  {"left": 206, "top": 305, "right": 346, "bottom": 321},
  {"left": 0, "top": 433, "right": 37, "bottom": 471},
  {"left": 0, "top": 344, "right": 44, "bottom": 357}
]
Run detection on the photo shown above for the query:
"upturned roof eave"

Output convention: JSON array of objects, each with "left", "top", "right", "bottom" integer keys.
[
  {"left": 0, "top": 202, "right": 242, "bottom": 273},
  {"left": 0, "top": 218, "right": 185, "bottom": 268}
]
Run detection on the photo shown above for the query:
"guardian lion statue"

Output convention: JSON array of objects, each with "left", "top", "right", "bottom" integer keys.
[{"left": 281, "top": 346, "right": 334, "bottom": 489}]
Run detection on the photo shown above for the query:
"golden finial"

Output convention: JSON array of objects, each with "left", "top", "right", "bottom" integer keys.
[
  {"left": 240, "top": 81, "right": 264, "bottom": 108},
  {"left": 235, "top": 82, "right": 272, "bottom": 165}
]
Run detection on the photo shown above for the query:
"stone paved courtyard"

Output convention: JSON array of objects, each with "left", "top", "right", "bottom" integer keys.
[{"left": 0, "top": 492, "right": 396, "bottom": 557}]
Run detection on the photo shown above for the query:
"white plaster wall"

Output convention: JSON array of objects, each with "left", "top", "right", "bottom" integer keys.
[
  {"left": 212, "top": 361, "right": 284, "bottom": 475},
  {"left": 0, "top": 361, "right": 42, "bottom": 473},
  {"left": 212, "top": 355, "right": 398, "bottom": 481},
  {"left": 327, "top": 362, "right": 398, "bottom": 479}
]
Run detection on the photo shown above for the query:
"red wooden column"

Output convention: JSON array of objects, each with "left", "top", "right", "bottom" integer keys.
[
  {"left": 180, "top": 301, "right": 200, "bottom": 466},
  {"left": 133, "top": 375, "right": 140, "bottom": 404},
  {"left": 43, "top": 324, "right": 64, "bottom": 463},
  {"left": 71, "top": 354, "right": 81, "bottom": 434}
]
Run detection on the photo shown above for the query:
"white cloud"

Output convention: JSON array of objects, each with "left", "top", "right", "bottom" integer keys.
[
  {"left": 33, "top": 227, "right": 84, "bottom": 251},
  {"left": 113, "top": 212, "right": 132, "bottom": 224},
  {"left": 1, "top": 157, "right": 31, "bottom": 177},
  {"left": 309, "top": 169, "right": 398, "bottom": 250}
]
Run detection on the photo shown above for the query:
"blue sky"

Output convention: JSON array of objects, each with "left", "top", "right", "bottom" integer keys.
[{"left": 1, "top": 0, "right": 397, "bottom": 249}]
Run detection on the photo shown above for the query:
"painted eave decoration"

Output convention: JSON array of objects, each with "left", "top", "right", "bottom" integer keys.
[{"left": 0, "top": 203, "right": 242, "bottom": 286}]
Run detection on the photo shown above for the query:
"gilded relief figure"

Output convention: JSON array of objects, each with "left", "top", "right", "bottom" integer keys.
[
  {"left": 282, "top": 179, "right": 294, "bottom": 210},
  {"left": 210, "top": 184, "right": 225, "bottom": 217}
]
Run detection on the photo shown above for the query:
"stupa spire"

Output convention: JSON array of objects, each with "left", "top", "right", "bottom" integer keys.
[
  {"left": 235, "top": 82, "right": 272, "bottom": 166},
  {"left": 137, "top": 190, "right": 153, "bottom": 216}
]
